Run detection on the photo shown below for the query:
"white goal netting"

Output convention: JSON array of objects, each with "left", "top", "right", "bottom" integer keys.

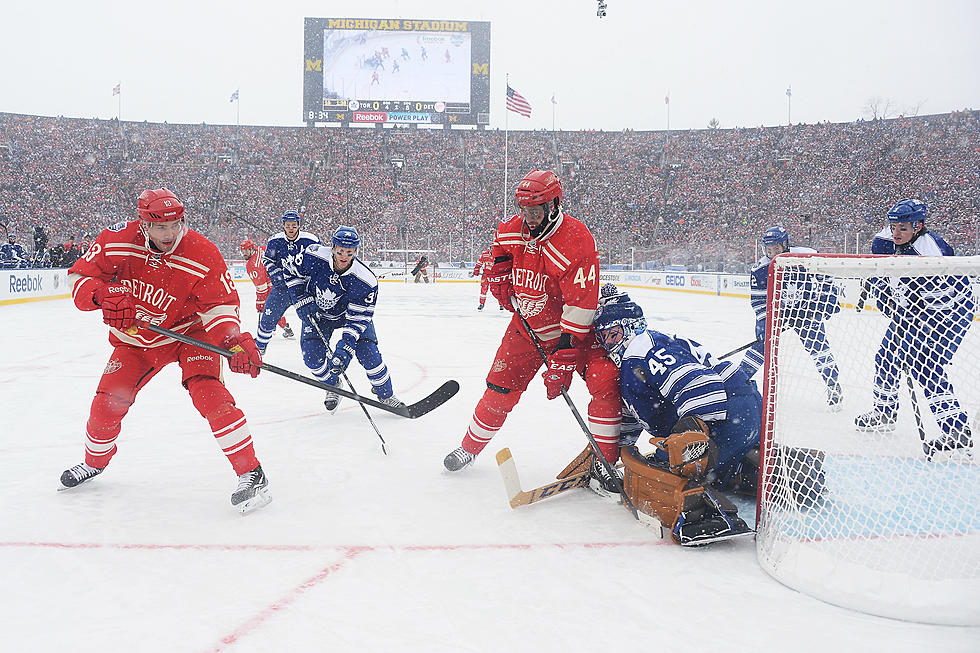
[{"left": 755, "top": 254, "right": 980, "bottom": 626}]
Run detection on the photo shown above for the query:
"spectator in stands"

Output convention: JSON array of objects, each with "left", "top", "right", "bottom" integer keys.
[
  {"left": 33, "top": 225, "right": 48, "bottom": 254},
  {"left": 1, "top": 232, "right": 28, "bottom": 268}
]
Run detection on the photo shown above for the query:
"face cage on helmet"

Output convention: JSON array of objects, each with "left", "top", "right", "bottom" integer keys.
[{"left": 597, "top": 317, "right": 648, "bottom": 362}]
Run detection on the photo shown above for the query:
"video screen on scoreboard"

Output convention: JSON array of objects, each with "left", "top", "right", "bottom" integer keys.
[{"left": 303, "top": 18, "right": 490, "bottom": 126}]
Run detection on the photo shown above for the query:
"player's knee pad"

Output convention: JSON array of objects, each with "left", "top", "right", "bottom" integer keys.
[
  {"left": 300, "top": 339, "right": 328, "bottom": 372},
  {"left": 482, "top": 382, "right": 522, "bottom": 415},
  {"left": 186, "top": 375, "right": 236, "bottom": 418},
  {"left": 88, "top": 390, "right": 133, "bottom": 432},
  {"left": 354, "top": 338, "right": 383, "bottom": 368}
]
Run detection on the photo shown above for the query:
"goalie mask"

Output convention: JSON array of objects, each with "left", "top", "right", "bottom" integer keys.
[{"left": 594, "top": 293, "right": 648, "bottom": 363}]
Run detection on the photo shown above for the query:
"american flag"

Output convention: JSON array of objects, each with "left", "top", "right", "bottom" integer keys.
[
  {"left": 230, "top": 89, "right": 239, "bottom": 103},
  {"left": 506, "top": 85, "right": 531, "bottom": 118},
  {"left": 112, "top": 83, "right": 120, "bottom": 96}
]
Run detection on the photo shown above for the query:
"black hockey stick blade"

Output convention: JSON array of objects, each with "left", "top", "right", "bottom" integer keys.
[{"left": 405, "top": 380, "right": 460, "bottom": 418}]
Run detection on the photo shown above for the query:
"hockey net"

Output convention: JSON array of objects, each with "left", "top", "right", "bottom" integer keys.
[{"left": 755, "top": 253, "right": 980, "bottom": 625}]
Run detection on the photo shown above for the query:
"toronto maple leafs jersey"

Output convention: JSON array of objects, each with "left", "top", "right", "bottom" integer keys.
[
  {"left": 869, "top": 226, "right": 975, "bottom": 322},
  {"left": 263, "top": 229, "right": 320, "bottom": 295},
  {"left": 618, "top": 329, "right": 749, "bottom": 439},
  {"left": 750, "top": 246, "right": 840, "bottom": 341},
  {"left": 292, "top": 243, "right": 379, "bottom": 341}
]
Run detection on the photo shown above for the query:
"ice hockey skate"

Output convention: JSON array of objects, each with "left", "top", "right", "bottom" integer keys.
[
  {"left": 58, "top": 462, "right": 103, "bottom": 490},
  {"left": 323, "top": 389, "right": 341, "bottom": 413},
  {"left": 231, "top": 465, "right": 271, "bottom": 514},
  {"left": 588, "top": 456, "right": 622, "bottom": 499},
  {"left": 444, "top": 446, "right": 476, "bottom": 471},
  {"left": 282, "top": 324, "right": 295, "bottom": 339},
  {"left": 854, "top": 409, "right": 897, "bottom": 432},
  {"left": 923, "top": 429, "right": 974, "bottom": 463},
  {"left": 477, "top": 303, "right": 485, "bottom": 310},
  {"left": 378, "top": 395, "right": 406, "bottom": 410}
]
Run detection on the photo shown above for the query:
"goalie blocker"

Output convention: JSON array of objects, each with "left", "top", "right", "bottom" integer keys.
[{"left": 620, "top": 423, "right": 752, "bottom": 546}]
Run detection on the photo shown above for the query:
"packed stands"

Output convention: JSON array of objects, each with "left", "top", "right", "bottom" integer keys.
[{"left": 1, "top": 109, "right": 977, "bottom": 269}]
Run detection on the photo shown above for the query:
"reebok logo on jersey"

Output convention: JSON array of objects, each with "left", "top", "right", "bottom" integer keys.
[{"left": 186, "top": 354, "right": 214, "bottom": 363}]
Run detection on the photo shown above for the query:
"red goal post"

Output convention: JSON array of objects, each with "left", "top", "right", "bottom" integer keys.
[{"left": 756, "top": 252, "right": 980, "bottom": 625}]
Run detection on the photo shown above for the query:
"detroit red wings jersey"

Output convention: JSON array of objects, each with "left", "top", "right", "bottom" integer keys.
[
  {"left": 493, "top": 212, "right": 599, "bottom": 342},
  {"left": 245, "top": 246, "right": 271, "bottom": 300},
  {"left": 69, "top": 221, "right": 241, "bottom": 348},
  {"left": 474, "top": 249, "right": 494, "bottom": 277}
]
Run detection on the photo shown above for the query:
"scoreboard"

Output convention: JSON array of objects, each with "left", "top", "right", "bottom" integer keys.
[{"left": 303, "top": 18, "right": 491, "bottom": 127}]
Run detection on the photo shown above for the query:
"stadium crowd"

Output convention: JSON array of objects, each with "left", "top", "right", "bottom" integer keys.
[{"left": 1, "top": 108, "right": 977, "bottom": 269}]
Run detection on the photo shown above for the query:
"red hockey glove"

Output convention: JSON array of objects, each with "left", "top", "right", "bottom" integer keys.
[
  {"left": 488, "top": 258, "right": 515, "bottom": 312},
  {"left": 227, "top": 332, "right": 263, "bottom": 378},
  {"left": 92, "top": 283, "right": 136, "bottom": 330},
  {"left": 255, "top": 299, "right": 266, "bottom": 313},
  {"left": 542, "top": 346, "right": 579, "bottom": 400}
]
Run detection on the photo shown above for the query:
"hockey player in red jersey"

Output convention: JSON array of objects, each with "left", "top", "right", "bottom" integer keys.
[
  {"left": 240, "top": 239, "right": 294, "bottom": 339},
  {"left": 60, "top": 188, "right": 271, "bottom": 514},
  {"left": 443, "top": 170, "right": 623, "bottom": 493},
  {"left": 473, "top": 246, "right": 503, "bottom": 310}
]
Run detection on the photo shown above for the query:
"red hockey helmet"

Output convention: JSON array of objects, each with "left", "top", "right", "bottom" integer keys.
[
  {"left": 515, "top": 169, "right": 562, "bottom": 208},
  {"left": 240, "top": 239, "right": 258, "bottom": 255},
  {"left": 137, "top": 188, "right": 184, "bottom": 222}
]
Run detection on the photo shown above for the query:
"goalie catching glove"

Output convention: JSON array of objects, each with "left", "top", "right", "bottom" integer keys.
[
  {"left": 323, "top": 334, "right": 357, "bottom": 386},
  {"left": 649, "top": 416, "right": 717, "bottom": 479}
]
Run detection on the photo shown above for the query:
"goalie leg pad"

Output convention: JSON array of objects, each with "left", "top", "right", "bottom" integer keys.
[{"left": 621, "top": 446, "right": 752, "bottom": 546}]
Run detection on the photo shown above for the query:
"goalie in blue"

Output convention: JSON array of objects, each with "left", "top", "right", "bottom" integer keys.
[
  {"left": 856, "top": 198, "right": 974, "bottom": 461},
  {"left": 594, "top": 286, "right": 764, "bottom": 545},
  {"left": 290, "top": 225, "right": 404, "bottom": 413},
  {"left": 256, "top": 210, "right": 320, "bottom": 353},
  {"left": 738, "top": 225, "right": 843, "bottom": 410}
]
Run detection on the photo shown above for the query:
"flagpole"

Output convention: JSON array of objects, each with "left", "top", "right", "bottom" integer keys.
[
  {"left": 787, "top": 85, "right": 792, "bottom": 126},
  {"left": 504, "top": 73, "right": 509, "bottom": 224},
  {"left": 117, "top": 82, "right": 121, "bottom": 121}
]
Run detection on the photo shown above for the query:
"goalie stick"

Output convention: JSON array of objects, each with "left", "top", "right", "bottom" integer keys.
[
  {"left": 495, "top": 448, "right": 591, "bottom": 508},
  {"left": 142, "top": 324, "right": 459, "bottom": 419}
]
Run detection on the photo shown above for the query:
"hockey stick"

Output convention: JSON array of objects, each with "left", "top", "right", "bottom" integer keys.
[
  {"left": 509, "top": 297, "right": 639, "bottom": 520},
  {"left": 308, "top": 318, "right": 387, "bottom": 455},
  {"left": 904, "top": 365, "right": 929, "bottom": 455},
  {"left": 496, "top": 448, "right": 591, "bottom": 508},
  {"left": 142, "top": 324, "right": 459, "bottom": 418},
  {"left": 719, "top": 341, "right": 756, "bottom": 360}
]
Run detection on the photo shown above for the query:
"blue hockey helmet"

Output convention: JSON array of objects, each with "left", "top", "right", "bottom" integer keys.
[
  {"left": 594, "top": 293, "right": 648, "bottom": 362},
  {"left": 761, "top": 225, "right": 789, "bottom": 247},
  {"left": 281, "top": 210, "right": 301, "bottom": 224},
  {"left": 887, "top": 199, "right": 927, "bottom": 224},
  {"left": 332, "top": 225, "right": 360, "bottom": 249}
]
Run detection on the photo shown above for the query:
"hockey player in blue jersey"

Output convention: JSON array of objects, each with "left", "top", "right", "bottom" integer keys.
[
  {"left": 290, "top": 226, "right": 405, "bottom": 413},
  {"left": 855, "top": 199, "right": 975, "bottom": 461},
  {"left": 593, "top": 286, "right": 761, "bottom": 545},
  {"left": 738, "top": 225, "right": 843, "bottom": 410},
  {"left": 255, "top": 211, "right": 320, "bottom": 353}
]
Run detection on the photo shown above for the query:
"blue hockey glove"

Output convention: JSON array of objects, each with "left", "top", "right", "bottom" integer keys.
[
  {"left": 269, "top": 267, "right": 288, "bottom": 292},
  {"left": 754, "top": 318, "right": 766, "bottom": 343},
  {"left": 294, "top": 296, "right": 318, "bottom": 322},
  {"left": 324, "top": 336, "right": 357, "bottom": 385}
]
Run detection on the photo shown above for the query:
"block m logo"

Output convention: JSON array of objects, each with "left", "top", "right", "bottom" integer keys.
[
  {"left": 472, "top": 63, "right": 488, "bottom": 75},
  {"left": 306, "top": 59, "right": 322, "bottom": 72}
]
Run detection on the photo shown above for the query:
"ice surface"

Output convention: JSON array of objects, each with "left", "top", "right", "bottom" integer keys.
[{"left": 2, "top": 282, "right": 977, "bottom": 652}]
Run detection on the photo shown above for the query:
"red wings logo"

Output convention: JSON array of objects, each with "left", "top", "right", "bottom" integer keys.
[
  {"left": 134, "top": 307, "right": 167, "bottom": 325},
  {"left": 516, "top": 293, "right": 548, "bottom": 317},
  {"left": 103, "top": 359, "right": 123, "bottom": 374}
]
